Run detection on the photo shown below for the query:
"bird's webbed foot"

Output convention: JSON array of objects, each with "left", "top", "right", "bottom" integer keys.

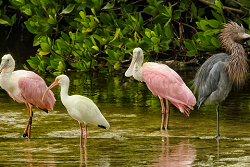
[
  {"left": 23, "top": 132, "right": 28, "bottom": 138},
  {"left": 215, "top": 134, "right": 221, "bottom": 139}
]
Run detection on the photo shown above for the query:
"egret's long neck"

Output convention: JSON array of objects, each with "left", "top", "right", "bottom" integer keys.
[{"left": 225, "top": 42, "right": 248, "bottom": 87}]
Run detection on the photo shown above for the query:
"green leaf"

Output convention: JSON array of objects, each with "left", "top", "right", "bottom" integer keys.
[
  {"left": 61, "top": 32, "right": 70, "bottom": 43},
  {"left": 100, "top": 12, "right": 112, "bottom": 25},
  {"left": 38, "top": 61, "right": 45, "bottom": 72},
  {"left": 204, "top": 29, "right": 220, "bottom": 35},
  {"left": 114, "top": 61, "right": 120, "bottom": 70},
  {"left": 164, "top": 20, "right": 173, "bottom": 38},
  {"left": 184, "top": 39, "right": 196, "bottom": 51},
  {"left": 30, "top": 0, "right": 38, "bottom": 5},
  {"left": 200, "top": 20, "right": 209, "bottom": 31},
  {"left": 143, "top": 6, "right": 159, "bottom": 16},
  {"left": 48, "top": 15, "right": 57, "bottom": 24},
  {"left": 215, "top": 0, "right": 222, "bottom": 9},
  {"left": 173, "top": 10, "right": 181, "bottom": 20},
  {"left": 92, "top": 46, "right": 99, "bottom": 51},
  {"left": 211, "top": 36, "right": 220, "bottom": 48},
  {"left": 211, "top": 10, "right": 223, "bottom": 23},
  {"left": 186, "top": 50, "right": 197, "bottom": 57},
  {"left": 102, "top": 0, "right": 115, "bottom": 9},
  {"left": 58, "top": 61, "right": 65, "bottom": 72},
  {"left": 98, "top": 66, "right": 107, "bottom": 73},
  {"left": 12, "top": 0, "right": 25, "bottom": 5},
  {"left": 191, "top": 3, "right": 197, "bottom": 18},
  {"left": 207, "top": 19, "right": 220, "bottom": 28},
  {"left": 50, "top": 61, "right": 59, "bottom": 69},
  {"left": 160, "top": 38, "right": 171, "bottom": 50},
  {"left": 198, "top": 8, "right": 205, "bottom": 17},
  {"left": 151, "top": 37, "right": 160, "bottom": 44},
  {"left": 0, "top": 19, "right": 9, "bottom": 25},
  {"left": 110, "top": 28, "right": 121, "bottom": 43},
  {"left": 125, "top": 42, "right": 137, "bottom": 49},
  {"left": 145, "top": 28, "right": 151, "bottom": 38},
  {"left": 20, "top": 4, "right": 32, "bottom": 16},
  {"left": 139, "top": 41, "right": 153, "bottom": 50},
  {"left": 40, "top": 43, "right": 51, "bottom": 52},
  {"left": 11, "top": 14, "right": 17, "bottom": 25},
  {"left": 61, "top": 4, "right": 75, "bottom": 14},
  {"left": 27, "top": 60, "right": 38, "bottom": 69}
]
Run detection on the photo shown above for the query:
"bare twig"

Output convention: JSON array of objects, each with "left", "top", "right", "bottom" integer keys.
[
  {"left": 173, "top": 20, "right": 198, "bottom": 33},
  {"left": 198, "top": 0, "right": 247, "bottom": 15},
  {"left": 51, "top": 49, "right": 81, "bottom": 63}
]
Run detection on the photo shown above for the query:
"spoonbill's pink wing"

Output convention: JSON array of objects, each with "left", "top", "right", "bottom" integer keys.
[
  {"left": 17, "top": 71, "right": 55, "bottom": 111},
  {"left": 142, "top": 62, "right": 196, "bottom": 110}
]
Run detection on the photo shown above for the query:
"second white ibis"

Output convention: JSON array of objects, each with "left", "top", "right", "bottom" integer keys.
[{"left": 42, "top": 74, "right": 110, "bottom": 147}]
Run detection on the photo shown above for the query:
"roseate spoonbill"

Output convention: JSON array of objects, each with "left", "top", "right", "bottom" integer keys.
[
  {"left": 42, "top": 75, "right": 110, "bottom": 147},
  {"left": 125, "top": 47, "right": 196, "bottom": 129},
  {"left": 194, "top": 21, "right": 250, "bottom": 138},
  {"left": 0, "top": 54, "right": 55, "bottom": 138}
]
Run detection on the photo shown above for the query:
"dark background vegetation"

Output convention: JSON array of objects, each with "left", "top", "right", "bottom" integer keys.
[{"left": 1, "top": 0, "right": 250, "bottom": 74}]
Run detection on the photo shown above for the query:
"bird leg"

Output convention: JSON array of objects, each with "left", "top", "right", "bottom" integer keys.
[
  {"left": 215, "top": 103, "right": 221, "bottom": 139},
  {"left": 80, "top": 123, "right": 83, "bottom": 147},
  {"left": 165, "top": 99, "right": 170, "bottom": 130},
  {"left": 160, "top": 98, "right": 166, "bottom": 130},
  {"left": 85, "top": 125, "right": 88, "bottom": 148},
  {"left": 28, "top": 116, "right": 32, "bottom": 139},
  {"left": 23, "top": 103, "right": 33, "bottom": 138},
  {"left": 23, "top": 122, "right": 30, "bottom": 138}
]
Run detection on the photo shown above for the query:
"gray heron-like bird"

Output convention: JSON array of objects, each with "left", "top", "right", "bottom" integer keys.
[{"left": 194, "top": 21, "right": 250, "bottom": 138}]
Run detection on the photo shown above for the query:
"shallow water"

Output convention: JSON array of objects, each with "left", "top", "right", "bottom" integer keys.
[{"left": 1, "top": 68, "right": 250, "bottom": 166}]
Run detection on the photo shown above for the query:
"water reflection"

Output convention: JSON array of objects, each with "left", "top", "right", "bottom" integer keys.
[
  {"left": 150, "top": 137, "right": 196, "bottom": 167},
  {"left": 1, "top": 70, "right": 250, "bottom": 166},
  {"left": 80, "top": 147, "right": 88, "bottom": 167}
]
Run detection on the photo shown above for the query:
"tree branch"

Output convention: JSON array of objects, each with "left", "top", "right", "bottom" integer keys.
[{"left": 198, "top": 0, "right": 247, "bottom": 15}]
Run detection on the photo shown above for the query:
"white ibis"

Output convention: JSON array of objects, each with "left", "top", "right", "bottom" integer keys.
[{"left": 42, "top": 74, "right": 110, "bottom": 147}]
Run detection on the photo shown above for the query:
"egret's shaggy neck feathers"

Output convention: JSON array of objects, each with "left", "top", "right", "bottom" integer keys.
[{"left": 219, "top": 21, "right": 250, "bottom": 87}]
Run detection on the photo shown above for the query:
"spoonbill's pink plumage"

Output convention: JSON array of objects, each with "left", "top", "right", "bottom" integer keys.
[
  {"left": 0, "top": 54, "right": 55, "bottom": 138},
  {"left": 42, "top": 75, "right": 110, "bottom": 147},
  {"left": 125, "top": 48, "right": 196, "bottom": 129}
]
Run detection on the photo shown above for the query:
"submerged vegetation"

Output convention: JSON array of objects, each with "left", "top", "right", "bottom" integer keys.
[{"left": 1, "top": 0, "right": 250, "bottom": 74}]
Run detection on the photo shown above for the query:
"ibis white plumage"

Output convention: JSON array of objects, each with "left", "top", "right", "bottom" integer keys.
[{"left": 42, "top": 74, "right": 110, "bottom": 147}]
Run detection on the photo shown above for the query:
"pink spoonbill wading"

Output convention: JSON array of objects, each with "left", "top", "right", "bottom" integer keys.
[
  {"left": 42, "top": 74, "right": 110, "bottom": 147},
  {"left": 125, "top": 48, "right": 196, "bottom": 129},
  {"left": 0, "top": 54, "right": 55, "bottom": 138}
]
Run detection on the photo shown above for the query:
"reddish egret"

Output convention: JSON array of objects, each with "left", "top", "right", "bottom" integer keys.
[
  {"left": 194, "top": 21, "right": 250, "bottom": 138},
  {"left": 42, "top": 74, "right": 110, "bottom": 147},
  {"left": 0, "top": 54, "right": 55, "bottom": 138},
  {"left": 125, "top": 48, "right": 196, "bottom": 129}
]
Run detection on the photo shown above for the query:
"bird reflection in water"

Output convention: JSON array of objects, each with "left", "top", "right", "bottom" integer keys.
[
  {"left": 150, "top": 137, "right": 196, "bottom": 167},
  {"left": 80, "top": 147, "right": 88, "bottom": 167}
]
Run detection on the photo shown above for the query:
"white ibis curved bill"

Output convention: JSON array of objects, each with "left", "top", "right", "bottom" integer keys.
[
  {"left": 125, "top": 48, "right": 196, "bottom": 129},
  {"left": 42, "top": 74, "right": 110, "bottom": 147},
  {"left": 0, "top": 54, "right": 55, "bottom": 138}
]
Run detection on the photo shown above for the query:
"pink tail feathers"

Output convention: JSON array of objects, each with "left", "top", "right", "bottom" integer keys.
[
  {"left": 171, "top": 101, "right": 194, "bottom": 117},
  {"left": 42, "top": 89, "right": 56, "bottom": 111}
]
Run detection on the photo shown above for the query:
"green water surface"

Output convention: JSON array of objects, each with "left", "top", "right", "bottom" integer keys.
[{"left": 1, "top": 68, "right": 250, "bottom": 166}]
